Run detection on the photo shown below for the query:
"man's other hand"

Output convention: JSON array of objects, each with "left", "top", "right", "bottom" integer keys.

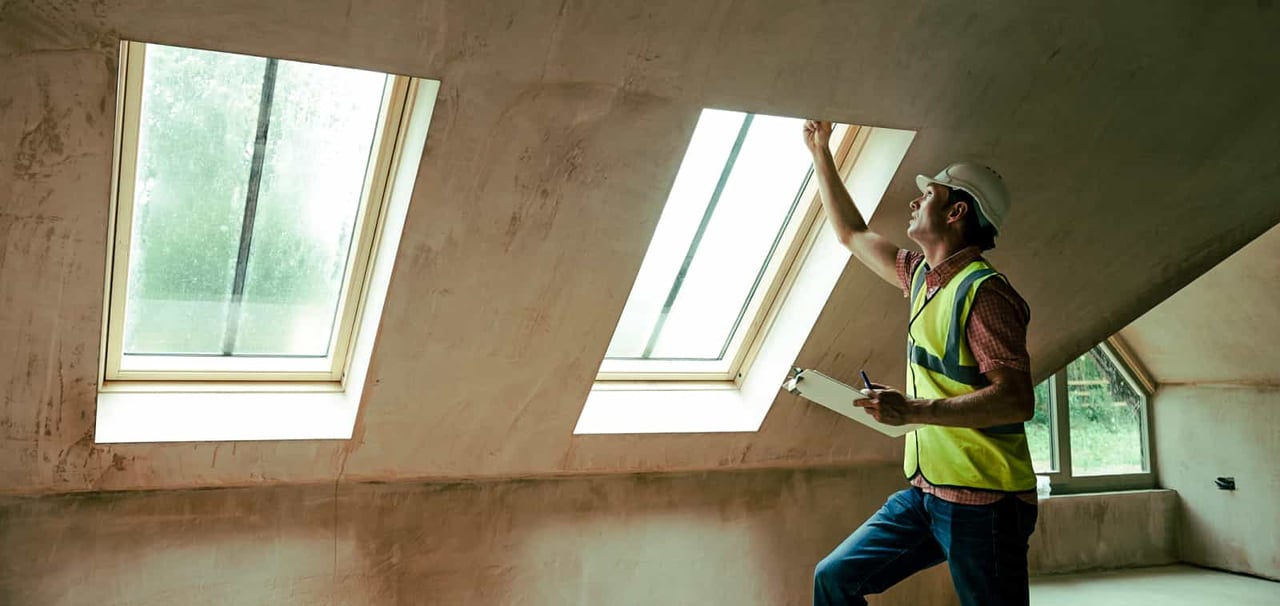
[
  {"left": 854, "top": 384, "right": 916, "bottom": 426},
  {"left": 803, "top": 120, "right": 833, "bottom": 155}
]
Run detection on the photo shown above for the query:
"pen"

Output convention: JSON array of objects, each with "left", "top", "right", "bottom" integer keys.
[{"left": 860, "top": 370, "right": 873, "bottom": 391}]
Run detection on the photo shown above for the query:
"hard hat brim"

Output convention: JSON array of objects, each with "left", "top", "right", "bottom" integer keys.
[{"left": 916, "top": 174, "right": 948, "bottom": 195}]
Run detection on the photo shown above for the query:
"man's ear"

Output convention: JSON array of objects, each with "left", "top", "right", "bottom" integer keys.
[{"left": 947, "top": 200, "right": 969, "bottom": 225}]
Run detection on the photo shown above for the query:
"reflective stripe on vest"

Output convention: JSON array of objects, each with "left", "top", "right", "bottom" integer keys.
[{"left": 903, "top": 258, "right": 1037, "bottom": 492}]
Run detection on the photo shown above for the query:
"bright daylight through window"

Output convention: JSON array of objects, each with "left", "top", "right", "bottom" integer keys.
[
  {"left": 1024, "top": 340, "right": 1153, "bottom": 492},
  {"left": 599, "top": 109, "right": 850, "bottom": 381},
  {"left": 103, "top": 42, "right": 409, "bottom": 383}
]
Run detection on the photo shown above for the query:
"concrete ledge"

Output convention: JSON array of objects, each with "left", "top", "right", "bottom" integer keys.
[{"left": 1030, "top": 489, "right": 1178, "bottom": 575}]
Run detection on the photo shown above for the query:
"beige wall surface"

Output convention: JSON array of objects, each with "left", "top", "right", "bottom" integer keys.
[
  {"left": 1154, "top": 385, "right": 1280, "bottom": 581},
  {"left": 0, "top": 465, "right": 1173, "bottom": 606},
  {"left": 0, "top": 466, "right": 957, "bottom": 606},
  {"left": 3, "top": 0, "right": 1280, "bottom": 497},
  {"left": 1122, "top": 225, "right": 1280, "bottom": 386},
  {"left": 1030, "top": 490, "right": 1177, "bottom": 575},
  {"left": 1122, "top": 221, "right": 1279, "bottom": 580}
]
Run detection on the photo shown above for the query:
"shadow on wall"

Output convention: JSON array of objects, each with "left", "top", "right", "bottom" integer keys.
[{"left": 0, "top": 465, "right": 961, "bottom": 606}]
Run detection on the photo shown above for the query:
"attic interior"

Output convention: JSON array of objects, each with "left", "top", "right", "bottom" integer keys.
[{"left": 2, "top": 1, "right": 1279, "bottom": 604}]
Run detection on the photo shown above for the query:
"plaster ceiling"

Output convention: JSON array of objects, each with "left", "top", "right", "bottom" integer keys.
[
  {"left": 1121, "top": 224, "right": 1280, "bottom": 386},
  {"left": 2, "top": 0, "right": 1279, "bottom": 495}
]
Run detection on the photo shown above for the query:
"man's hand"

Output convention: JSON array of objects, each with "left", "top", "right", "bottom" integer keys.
[
  {"left": 803, "top": 120, "right": 834, "bottom": 155},
  {"left": 854, "top": 369, "right": 1037, "bottom": 429},
  {"left": 800, "top": 118, "right": 901, "bottom": 287},
  {"left": 854, "top": 384, "right": 919, "bottom": 426}
]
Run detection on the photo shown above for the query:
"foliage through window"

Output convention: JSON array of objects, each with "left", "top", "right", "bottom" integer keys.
[
  {"left": 1023, "top": 341, "right": 1153, "bottom": 492},
  {"left": 104, "top": 42, "right": 410, "bottom": 381}
]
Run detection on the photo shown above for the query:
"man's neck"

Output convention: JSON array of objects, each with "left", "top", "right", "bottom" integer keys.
[{"left": 920, "top": 239, "right": 969, "bottom": 269}]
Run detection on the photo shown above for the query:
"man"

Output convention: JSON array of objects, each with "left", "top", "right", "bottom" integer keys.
[{"left": 802, "top": 120, "right": 1039, "bottom": 606}]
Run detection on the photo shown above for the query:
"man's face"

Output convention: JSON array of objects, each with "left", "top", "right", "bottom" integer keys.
[{"left": 907, "top": 183, "right": 952, "bottom": 243}]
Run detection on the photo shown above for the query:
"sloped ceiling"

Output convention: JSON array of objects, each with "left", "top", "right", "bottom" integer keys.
[
  {"left": 1121, "top": 224, "right": 1280, "bottom": 386},
  {"left": 2, "top": 0, "right": 1279, "bottom": 495}
]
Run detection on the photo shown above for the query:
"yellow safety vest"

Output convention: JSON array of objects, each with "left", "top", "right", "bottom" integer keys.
[{"left": 903, "top": 258, "right": 1037, "bottom": 492}]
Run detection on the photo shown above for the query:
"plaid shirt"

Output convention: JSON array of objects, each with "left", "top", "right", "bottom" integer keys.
[{"left": 896, "top": 247, "right": 1038, "bottom": 505}]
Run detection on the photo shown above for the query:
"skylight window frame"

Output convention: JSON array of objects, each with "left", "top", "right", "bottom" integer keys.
[
  {"left": 596, "top": 120, "right": 863, "bottom": 384},
  {"left": 100, "top": 40, "right": 411, "bottom": 384}
]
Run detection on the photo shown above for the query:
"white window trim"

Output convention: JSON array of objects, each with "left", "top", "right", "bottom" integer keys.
[
  {"left": 595, "top": 121, "right": 856, "bottom": 383},
  {"left": 1039, "top": 338, "right": 1158, "bottom": 494},
  {"left": 94, "top": 72, "right": 440, "bottom": 443},
  {"left": 575, "top": 126, "right": 917, "bottom": 434},
  {"left": 101, "top": 41, "right": 409, "bottom": 383}
]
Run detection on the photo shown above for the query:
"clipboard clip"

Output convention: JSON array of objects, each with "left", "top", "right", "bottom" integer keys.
[{"left": 783, "top": 367, "right": 806, "bottom": 394}]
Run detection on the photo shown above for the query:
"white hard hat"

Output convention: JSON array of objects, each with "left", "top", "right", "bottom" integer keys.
[{"left": 915, "top": 163, "right": 1010, "bottom": 233}]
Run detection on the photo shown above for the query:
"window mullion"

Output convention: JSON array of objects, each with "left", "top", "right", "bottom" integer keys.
[
  {"left": 1053, "top": 369, "right": 1073, "bottom": 483},
  {"left": 222, "top": 57, "right": 280, "bottom": 356},
  {"left": 639, "top": 112, "right": 754, "bottom": 359}
]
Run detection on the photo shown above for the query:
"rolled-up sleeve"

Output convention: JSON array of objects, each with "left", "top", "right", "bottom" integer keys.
[{"left": 966, "top": 280, "right": 1031, "bottom": 374}]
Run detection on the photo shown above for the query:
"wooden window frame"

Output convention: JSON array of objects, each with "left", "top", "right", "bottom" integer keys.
[
  {"left": 100, "top": 40, "right": 414, "bottom": 384},
  {"left": 596, "top": 120, "right": 866, "bottom": 384}
]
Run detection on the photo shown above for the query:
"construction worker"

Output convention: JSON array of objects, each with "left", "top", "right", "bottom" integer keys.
[{"left": 803, "top": 120, "right": 1039, "bottom": 606}]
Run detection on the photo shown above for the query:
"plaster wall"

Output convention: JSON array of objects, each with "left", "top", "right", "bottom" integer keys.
[
  {"left": 1121, "top": 225, "right": 1280, "bottom": 385},
  {"left": 0, "top": 467, "right": 957, "bottom": 606},
  {"left": 1153, "top": 385, "right": 1280, "bottom": 581},
  {"left": 3, "top": 0, "right": 1280, "bottom": 497},
  {"left": 1030, "top": 490, "right": 1177, "bottom": 575},
  {"left": 0, "top": 466, "right": 1173, "bottom": 605}
]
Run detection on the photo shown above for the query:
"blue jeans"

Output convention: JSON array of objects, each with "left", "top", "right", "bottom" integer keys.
[{"left": 814, "top": 487, "right": 1038, "bottom": 606}]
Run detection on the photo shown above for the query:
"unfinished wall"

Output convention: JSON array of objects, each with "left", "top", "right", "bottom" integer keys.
[
  {"left": 1030, "top": 490, "right": 1177, "bottom": 575},
  {"left": 3, "top": 0, "right": 1280, "bottom": 497},
  {"left": 0, "top": 465, "right": 1174, "bottom": 606},
  {"left": 1120, "top": 225, "right": 1280, "bottom": 385},
  {"left": 1152, "top": 385, "right": 1280, "bottom": 581},
  {"left": 1121, "top": 223, "right": 1280, "bottom": 581},
  {"left": 0, "top": 466, "right": 960, "bottom": 606}
]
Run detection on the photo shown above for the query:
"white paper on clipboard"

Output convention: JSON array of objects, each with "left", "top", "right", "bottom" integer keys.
[{"left": 783, "top": 368, "right": 922, "bottom": 438}]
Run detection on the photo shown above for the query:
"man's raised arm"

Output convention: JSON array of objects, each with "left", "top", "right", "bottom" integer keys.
[{"left": 803, "top": 120, "right": 900, "bottom": 287}]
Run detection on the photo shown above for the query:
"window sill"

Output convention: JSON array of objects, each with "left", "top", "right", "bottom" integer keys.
[
  {"left": 575, "top": 381, "right": 763, "bottom": 434},
  {"left": 574, "top": 222, "right": 843, "bottom": 434},
  {"left": 1038, "top": 487, "right": 1171, "bottom": 501},
  {"left": 95, "top": 387, "right": 360, "bottom": 442}
]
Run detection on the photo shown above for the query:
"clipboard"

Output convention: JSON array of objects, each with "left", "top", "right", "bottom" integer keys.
[{"left": 783, "top": 368, "right": 922, "bottom": 437}]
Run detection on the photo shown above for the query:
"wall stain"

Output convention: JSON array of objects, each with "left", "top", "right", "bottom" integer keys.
[{"left": 13, "top": 75, "right": 66, "bottom": 178}]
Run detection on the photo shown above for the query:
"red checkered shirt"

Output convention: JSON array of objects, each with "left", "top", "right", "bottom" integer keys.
[{"left": 896, "top": 247, "right": 1039, "bottom": 505}]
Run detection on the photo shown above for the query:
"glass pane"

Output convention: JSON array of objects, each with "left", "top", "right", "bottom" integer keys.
[
  {"left": 235, "top": 62, "right": 386, "bottom": 356},
  {"left": 606, "top": 110, "right": 744, "bottom": 359},
  {"left": 124, "top": 45, "right": 262, "bottom": 354},
  {"left": 122, "top": 44, "right": 386, "bottom": 359},
  {"left": 605, "top": 109, "right": 812, "bottom": 361},
  {"left": 1068, "top": 346, "right": 1146, "bottom": 475},
  {"left": 1027, "top": 377, "right": 1054, "bottom": 473}
]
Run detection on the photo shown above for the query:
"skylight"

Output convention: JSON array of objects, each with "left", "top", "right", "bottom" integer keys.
[
  {"left": 103, "top": 42, "right": 408, "bottom": 382},
  {"left": 598, "top": 109, "right": 851, "bottom": 380},
  {"left": 97, "top": 41, "right": 438, "bottom": 442},
  {"left": 577, "top": 115, "right": 916, "bottom": 433}
]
